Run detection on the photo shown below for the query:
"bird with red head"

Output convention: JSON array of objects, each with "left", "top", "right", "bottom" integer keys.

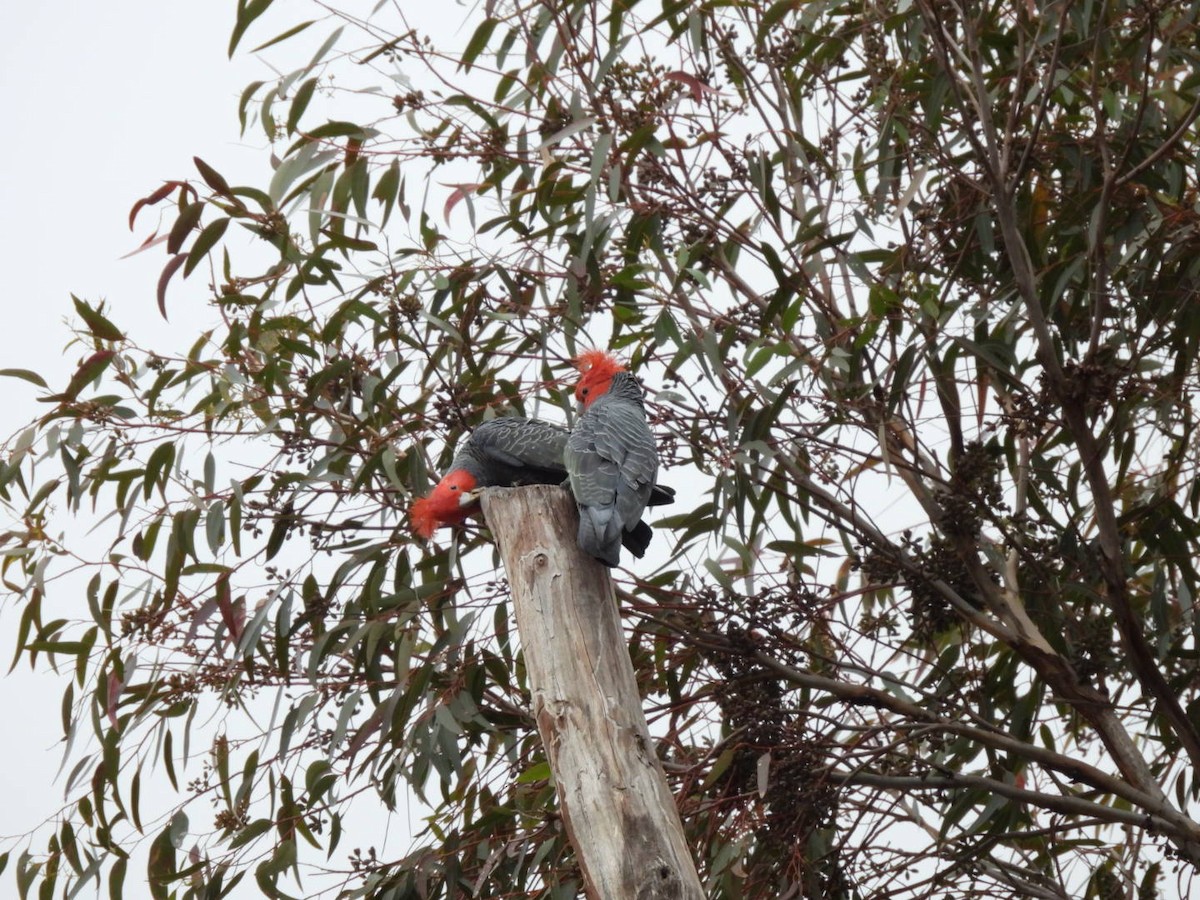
[
  {"left": 574, "top": 349, "right": 627, "bottom": 409},
  {"left": 410, "top": 468, "right": 480, "bottom": 539},
  {"left": 410, "top": 416, "right": 674, "bottom": 549},
  {"left": 564, "top": 350, "right": 660, "bottom": 566}
]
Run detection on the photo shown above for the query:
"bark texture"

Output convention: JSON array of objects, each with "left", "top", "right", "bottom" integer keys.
[{"left": 481, "top": 484, "right": 703, "bottom": 900}]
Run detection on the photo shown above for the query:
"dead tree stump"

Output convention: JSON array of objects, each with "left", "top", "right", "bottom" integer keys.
[{"left": 481, "top": 484, "right": 703, "bottom": 900}]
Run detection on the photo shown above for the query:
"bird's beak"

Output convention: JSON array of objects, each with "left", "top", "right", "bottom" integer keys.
[{"left": 459, "top": 488, "right": 482, "bottom": 507}]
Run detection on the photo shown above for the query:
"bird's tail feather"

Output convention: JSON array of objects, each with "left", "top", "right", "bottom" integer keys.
[
  {"left": 622, "top": 521, "right": 652, "bottom": 558},
  {"left": 577, "top": 509, "right": 622, "bottom": 567},
  {"left": 647, "top": 484, "right": 675, "bottom": 507}
]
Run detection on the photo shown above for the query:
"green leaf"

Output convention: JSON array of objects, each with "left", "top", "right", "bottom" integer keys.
[
  {"left": 167, "top": 201, "right": 205, "bottom": 255},
  {"left": 461, "top": 17, "right": 499, "bottom": 71},
  {"left": 184, "top": 217, "right": 231, "bottom": 277},
  {"left": 229, "top": 0, "right": 276, "bottom": 57},
  {"left": 47, "top": 350, "right": 115, "bottom": 402},
  {"left": 265, "top": 516, "right": 289, "bottom": 561},
  {"left": 287, "top": 77, "right": 319, "bottom": 135},
  {"left": 71, "top": 295, "right": 125, "bottom": 342},
  {"left": 759, "top": 0, "right": 797, "bottom": 36},
  {"left": 304, "top": 121, "right": 375, "bottom": 141},
  {"left": 144, "top": 442, "right": 176, "bottom": 500},
  {"left": 248, "top": 18, "right": 316, "bottom": 54},
  {"left": 0, "top": 368, "right": 48, "bottom": 388},
  {"left": 107, "top": 859, "right": 126, "bottom": 900},
  {"left": 163, "top": 730, "right": 178, "bottom": 791},
  {"left": 147, "top": 812, "right": 187, "bottom": 900},
  {"left": 371, "top": 159, "right": 401, "bottom": 227},
  {"left": 156, "top": 254, "right": 187, "bottom": 318},
  {"left": 24, "top": 476, "right": 60, "bottom": 516},
  {"left": 229, "top": 819, "right": 274, "bottom": 850},
  {"left": 194, "top": 156, "right": 233, "bottom": 195},
  {"left": 238, "top": 80, "right": 267, "bottom": 133},
  {"left": 130, "top": 767, "right": 143, "bottom": 833},
  {"left": 517, "top": 761, "right": 552, "bottom": 783},
  {"left": 16, "top": 851, "right": 37, "bottom": 899},
  {"left": 254, "top": 839, "right": 297, "bottom": 896}
]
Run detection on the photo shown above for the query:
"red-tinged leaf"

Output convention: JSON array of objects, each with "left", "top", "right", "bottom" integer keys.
[
  {"left": 231, "top": 599, "right": 247, "bottom": 646},
  {"left": 53, "top": 350, "right": 116, "bottom": 401},
  {"left": 71, "top": 295, "right": 125, "bottom": 342},
  {"left": 216, "top": 576, "right": 244, "bottom": 645},
  {"left": 443, "top": 183, "right": 483, "bottom": 223},
  {"left": 129, "top": 181, "right": 188, "bottom": 230},
  {"left": 185, "top": 596, "right": 220, "bottom": 645},
  {"left": 167, "top": 202, "right": 205, "bottom": 255},
  {"left": 157, "top": 254, "right": 187, "bottom": 319},
  {"left": 345, "top": 703, "right": 388, "bottom": 765},
  {"left": 106, "top": 670, "right": 123, "bottom": 730},
  {"left": 188, "top": 845, "right": 202, "bottom": 886},
  {"left": 194, "top": 157, "right": 232, "bottom": 196},
  {"left": 664, "top": 70, "right": 718, "bottom": 101},
  {"left": 120, "top": 232, "right": 169, "bottom": 259}
]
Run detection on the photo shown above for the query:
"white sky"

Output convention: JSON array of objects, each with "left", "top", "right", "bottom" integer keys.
[{"left": 0, "top": 0, "right": 286, "bottom": 889}]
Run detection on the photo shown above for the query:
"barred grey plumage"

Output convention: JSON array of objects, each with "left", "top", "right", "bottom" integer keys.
[
  {"left": 420, "top": 416, "right": 670, "bottom": 554},
  {"left": 450, "top": 418, "right": 571, "bottom": 488},
  {"left": 565, "top": 372, "right": 659, "bottom": 567}
]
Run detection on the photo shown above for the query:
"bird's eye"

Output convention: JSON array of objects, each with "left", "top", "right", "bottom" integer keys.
[
  {"left": 581, "top": 387, "right": 590, "bottom": 396},
  {"left": 450, "top": 485, "right": 459, "bottom": 491}
]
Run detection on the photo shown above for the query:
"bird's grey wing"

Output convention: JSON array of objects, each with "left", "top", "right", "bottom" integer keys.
[
  {"left": 565, "top": 415, "right": 626, "bottom": 564},
  {"left": 471, "top": 418, "right": 569, "bottom": 477},
  {"left": 587, "top": 400, "right": 658, "bottom": 528},
  {"left": 565, "top": 415, "right": 622, "bottom": 506}
]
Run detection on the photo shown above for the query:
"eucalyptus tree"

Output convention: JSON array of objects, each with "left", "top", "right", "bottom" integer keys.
[{"left": 4, "top": 1, "right": 1200, "bottom": 897}]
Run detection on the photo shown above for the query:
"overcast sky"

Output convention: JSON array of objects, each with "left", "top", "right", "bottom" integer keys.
[
  {"left": 0, "top": 2, "right": 270, "bottom": 417},
  {"left": 0, "top": 0, "right": 292, "bottom": 884}
]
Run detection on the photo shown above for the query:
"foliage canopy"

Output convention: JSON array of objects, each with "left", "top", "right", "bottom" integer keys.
[{"left": 5, "top": 0, "right": 1200, "bottom": 897}]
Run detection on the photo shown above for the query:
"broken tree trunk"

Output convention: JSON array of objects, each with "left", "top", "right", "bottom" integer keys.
[{"left": 480, "top": 484, "right": 704, "bottom": 900}]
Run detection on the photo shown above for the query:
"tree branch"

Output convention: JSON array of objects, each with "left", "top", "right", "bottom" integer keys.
[{"left": 833, "top": 770, "right": 1199, "bottom": 848}]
